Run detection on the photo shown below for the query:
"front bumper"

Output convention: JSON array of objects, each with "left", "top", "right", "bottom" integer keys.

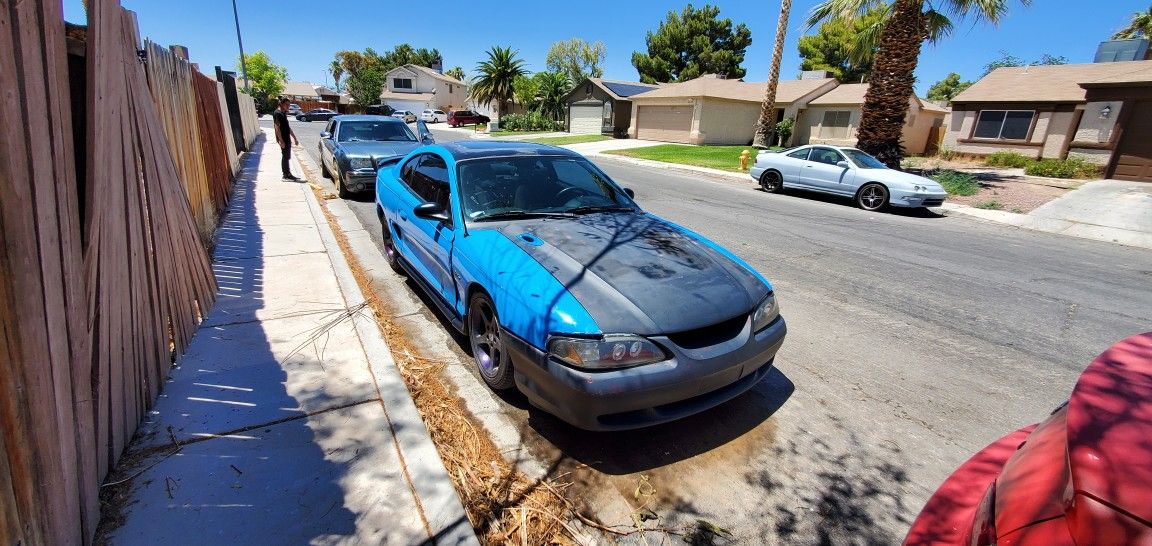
[
  {"left": 504, "top": 316, "right": 787, "bottom": 431},
  {"left": 890, "top": 188, "right": 948, "bottom": 208},
  {"left": 342, "top": 168, "right": 377, "bottom": 192}
]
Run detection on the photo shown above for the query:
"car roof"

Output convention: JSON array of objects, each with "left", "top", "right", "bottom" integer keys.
[
  {"left": 333, "top": 115, "right": 406, "bottom": 123},
  {"left": 438, "top": 140, "right": 583, "bottom": 161}
]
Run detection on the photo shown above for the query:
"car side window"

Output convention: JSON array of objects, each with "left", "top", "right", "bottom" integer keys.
[
  {"left": 809, "top": 147, "right": 845, "bottom": 166},
  {"left": 400, "top": 155, "right": 421, "bottom": 193},
  {"left": 787, "top": 148, "right": 811, "bottom": 161},
  {"left": 324, "top": 120, "right": 335, "bottom": 136},
  {"left": 410, "top": 154, "right": 453, "bottom": 223}
]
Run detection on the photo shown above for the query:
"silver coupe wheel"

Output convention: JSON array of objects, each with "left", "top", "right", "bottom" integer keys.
[
  {"left": 468, "top": 293, "right": 514, "bottom": 390},
  {"left": 856, "top": 183, "right": 889, "bottom": 211},
  {"left": 760, "top": 170, "right": 783, "bottom": 193}
]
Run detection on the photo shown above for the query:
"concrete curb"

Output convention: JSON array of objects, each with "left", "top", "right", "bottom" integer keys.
[
  {"left": 940, "top": 203, "right": 1152, "bottom": 250},
  {"left": 295, "top": 150, "right": 479, "bottom": 545}
]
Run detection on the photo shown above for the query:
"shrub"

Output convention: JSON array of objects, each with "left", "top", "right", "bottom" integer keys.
[
  {"left": 936, "top": 146, "right": 958, "bottom": 161},
  {"left": 498, "top": 111, "right": 563, "bottom": 132},
  {"left": 972, "top": 200, "right": 1003, "bottom": 210},
  {"left": 931, "top": 170, "right": 980, "bottom": 196},
  {"left": 1024, "top": 158, "right": 1102, "bottom": 179},
  {"left": 984, "top": 151, "right": 1031, "bottom": 168}
]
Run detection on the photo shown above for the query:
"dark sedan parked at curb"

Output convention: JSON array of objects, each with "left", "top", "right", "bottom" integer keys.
[
  {"left": 318, "top": 116, "right": 432, "bottom": 198},
  {"left": 375, "top": 141, "right": 787, "bottom": 430},
  {"left": 447, "top": 109, "right": 490, "bottom": 127},
  {"left": 296, "top": 108, "right": 338, "bottom": 122}
]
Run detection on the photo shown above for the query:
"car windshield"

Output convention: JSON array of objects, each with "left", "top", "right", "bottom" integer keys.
[
  {"left": 842, "top": 148, "right": 887, "bottom": 169},
  {"left": 458, "top": 156, "right": 638, "bottom": 221},
  {"left": 337, "top": 121, "right": 416, "bottom": 142}
]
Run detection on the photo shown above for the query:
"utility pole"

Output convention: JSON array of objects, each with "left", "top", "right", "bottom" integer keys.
[{"left": 232, "top": 0, "right": 250, "bottom": 90}]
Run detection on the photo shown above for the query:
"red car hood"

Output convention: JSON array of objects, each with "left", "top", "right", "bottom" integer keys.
[{"left": 1065, "top": 332, "right": 1152, "bottom": 530}]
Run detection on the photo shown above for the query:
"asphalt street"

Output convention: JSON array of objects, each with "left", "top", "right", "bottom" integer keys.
[{"left": 267, "top": 117, "right": 1152, "bottom": 543}]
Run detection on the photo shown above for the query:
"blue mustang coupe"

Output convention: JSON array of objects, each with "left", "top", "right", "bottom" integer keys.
[{"left": 375, "top": 139, "right": 787, "bottom": 431}]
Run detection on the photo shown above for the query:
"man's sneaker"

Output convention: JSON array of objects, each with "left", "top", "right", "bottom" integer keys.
[{"left": 283, "top": 175, "right": 300, "bottom": 181}]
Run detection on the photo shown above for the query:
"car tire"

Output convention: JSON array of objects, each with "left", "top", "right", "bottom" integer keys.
[
  {"left": 856, "top": 183, "right": 889, "bottom": 211},
  {"left": 468, "top": 291, "right": 515, "bottom": 391},
  {"left": 379, "top": 217, "right": 405, "bottom": 274},
  {"left": 336, "top": 171, "right": 351, "bottom": 199},
  {"left": 759, "top": 170, "right": 784, "bottom": 193},
  {"left": 320, "top": 154, "right": 331, "bottom": 179}
]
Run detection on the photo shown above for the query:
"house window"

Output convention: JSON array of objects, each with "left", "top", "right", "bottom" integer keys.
[
  {"left": 819, "top": 110, "right": 852, "bottom": 139},
  {"left": 394, "top": 78, "right": 413, "bottom": 89},
  {"left": 972, "top": 110, "right": 1034, "bottom": 140}
]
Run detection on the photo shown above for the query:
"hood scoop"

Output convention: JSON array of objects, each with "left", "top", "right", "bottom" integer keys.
[{"left": 516, "top": 232, "right": 543, "bottom": 247}]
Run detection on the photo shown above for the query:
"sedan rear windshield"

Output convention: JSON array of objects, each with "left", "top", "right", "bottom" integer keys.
[
  {"left": 842, "top": 149, "right": 887, "bottom": 169},
  {"left": 458, "top": 156, "right": 637, "bottom": 221},
  {"left": 337, "top": 121, "right": 416, "bottom": 142}
]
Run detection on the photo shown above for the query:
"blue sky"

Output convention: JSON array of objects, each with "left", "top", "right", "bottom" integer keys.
[{"left": 63, "top": 1, "right": 1147, "bottom": 94}]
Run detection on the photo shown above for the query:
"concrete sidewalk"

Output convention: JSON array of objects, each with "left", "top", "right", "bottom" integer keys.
[{"left": 104, "top": 131, "right": 477, "bottom": 545}]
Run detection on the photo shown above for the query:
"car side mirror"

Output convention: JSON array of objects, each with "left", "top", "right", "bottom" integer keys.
[
  {"left": 416, "top": 120, "right": 435, "bottom": 144},
  {"left": 623, "top": 188, "right": 635, "bottom": 198},
  {"left": 413, "top": 202, "right": 449, "bottom": 222},
  {"left": 836, "top": 161, "right": 850, "bottom": 169},
  {"left": 320, "top": 131, "right": 331, "bottom": 139}
]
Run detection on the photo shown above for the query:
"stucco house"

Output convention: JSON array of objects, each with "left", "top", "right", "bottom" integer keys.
[
  {"left": 379, "top": 64, "right": 469, "bottom": 113},
  {"left": 563, "top": 78, "right": 661, "bottom": 137},
  {"left": 944, "top": 59, "right": 1152, "bottom": 181},
  {"left": 795, "top": 83, "right": 949, "bottom": 155},
  {"left": 626, "top": 75, "right": 838, "bottom": 145},
  {"left": 281, "top": 81, "right": 332, "bottom": 101}
]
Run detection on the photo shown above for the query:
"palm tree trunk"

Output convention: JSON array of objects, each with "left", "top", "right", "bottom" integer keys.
[
  {"left": 753, "top": 0, "right": 792, "bottom": 149},
  {"left": 856, "top": 0, "right": 924, "bottom": 168}
]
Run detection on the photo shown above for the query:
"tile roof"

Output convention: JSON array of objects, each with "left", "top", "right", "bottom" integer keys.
[
  {"left": 629, "top": 75, "right": 837, "bottom": 104},
  {"left": 281, "top": 81, "right": 321, "bottom": 98},
  {"left": 806, "top": 83, "right": 868, "bottom": 105},
  {"left": 952, "top": 60, "right": 1152, "bottom": 103},
  {"left": 405, "top": 64, "right": 466, "bottom": 86},
  {"left": 380, "top": 91, "right": 436, "bottom": 103}
]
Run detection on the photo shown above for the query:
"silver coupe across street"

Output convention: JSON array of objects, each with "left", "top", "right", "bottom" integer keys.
[{"left": 750, "top": 145, "right": 947, "bottom": 211}]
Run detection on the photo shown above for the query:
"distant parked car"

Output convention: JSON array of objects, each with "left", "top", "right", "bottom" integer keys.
[
  {"left": 391, "top": 110, "right": 417, "bottom": 123},
  {"left": 287, "top": 103, "right": 301, "bottom": 116},
  {"left": 750, "top": 145, "right": 947, "bottom": 211},
  {"left": 365, "top": 104, "right": 395, "bottom": 116},
  {"left": 447, "top": 110, "right": 490, "bottom": 127},
  {"left": 905, "top": 332, "right": 1152, "bottom": 546},
  {"left": 420, "top": 109, "right": 446, "bottom": 123},
  {"left": 296, "top": 108, "right": 338, "bottom": 122},
  {"left": 318, "top": 116, "right": 426, "bottom": 198}
]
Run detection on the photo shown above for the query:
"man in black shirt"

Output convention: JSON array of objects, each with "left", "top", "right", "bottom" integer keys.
[{"left": 272, "top": 97, "right": 300, "bottom": 180}]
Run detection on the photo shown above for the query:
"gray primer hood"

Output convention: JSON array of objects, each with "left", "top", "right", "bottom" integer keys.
[
  {"left": 497, "top": 213, "right": 769, "bottom": 335},
  {"left": 337, "top": 141, "right": 420, "bottom": 160}
]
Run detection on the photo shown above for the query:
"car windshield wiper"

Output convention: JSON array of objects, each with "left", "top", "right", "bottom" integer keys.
[
  {"left": 565, "top": 205, "right": 637, "bottom": 215},
  {"left": 473, "top": 210, "right": 577, "bottom": 222}
]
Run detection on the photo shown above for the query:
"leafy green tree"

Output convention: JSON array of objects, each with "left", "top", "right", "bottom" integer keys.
[
  {"left": 797, "top": 6, "right": 885, "bottom": 83},
  {"left": 445, "top": 66, "right": 466, "bottom": 81},
  {"left": 982, "top": 50, "right": 1068, "bottom": 76},
  {"left": 545, "top": 39, "right": 605, "bottom": 86},
  {"left": 512, "top": 74, "right": 539, "bottom": 111},
  {"left": 1113, "top": 5, "right": 1152, "bottom": 39},
  {"left": 631, "top": 4, "right": 753, "bottom": 83},
  {"left": 925, "top": 72, "right": 972, "bottom": 101},
  {"left": 472, "top": 46, "right": 527, "bottom": 118},
  {"left": 809, "top": 0, "right": 1030, "bottom": 168},
  {"left": 238, "top": 51, "right": 287, "bottom": 112},
  {"left": 345, "top": 66, "right": 386, "bottom": 108}
]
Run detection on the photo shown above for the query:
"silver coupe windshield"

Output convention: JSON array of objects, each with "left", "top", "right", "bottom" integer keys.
[
  {"left": 337, "top": 121, "right": 417, "bottom": 142},
  {"left": 843, "top": 148, "right": 887, "bottom": 169},
  {"left": 458, "top": 156, "right": 637, "bottom": 221}
]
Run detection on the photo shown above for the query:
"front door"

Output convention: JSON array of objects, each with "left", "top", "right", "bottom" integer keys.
[
  {"left": 801, "top": 147, "right": 854, "bottom": 194},
  {"left": 398, "top": 153, "right": 457, "bottom": 306},
  {"left": 1113, "top": 100, "right": 1152, "bottom": 182}
]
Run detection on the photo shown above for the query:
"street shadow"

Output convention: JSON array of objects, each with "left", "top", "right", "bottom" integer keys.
[
  {"left": 97, "top": 135, "right": 421, "bottom": 544},
  {"left": 765, "top": 188, "right": 946, "bottom": 218}
]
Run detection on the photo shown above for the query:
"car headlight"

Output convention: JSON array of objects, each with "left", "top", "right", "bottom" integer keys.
[
  {"left": 752, "top": 293, "right": 780, "bottom": 332},
  {"left": 548, "top": 335, "right": 666, "bottom": 370},
  {"left": 349, "top": 157, "right": 374, "bottom": 170}
]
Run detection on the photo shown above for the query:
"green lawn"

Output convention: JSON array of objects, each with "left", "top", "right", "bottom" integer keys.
[
  {"left": 487, "top": 130, "right": 554, "bottom": 137},
  {"left": 604, "top": 144, "right": 781, "bottom": 172},
  {"left": 523, "top": 134, "right": 612, "bottom": 145}
]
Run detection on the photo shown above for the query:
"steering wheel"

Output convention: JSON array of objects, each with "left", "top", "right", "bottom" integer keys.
[{"left": 554, "top": 186, "right": 584, "bottom": 205}]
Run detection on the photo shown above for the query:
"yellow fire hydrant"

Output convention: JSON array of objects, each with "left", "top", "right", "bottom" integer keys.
[{"left": 739, "top": 149, "right": 751, "bottom": 171}]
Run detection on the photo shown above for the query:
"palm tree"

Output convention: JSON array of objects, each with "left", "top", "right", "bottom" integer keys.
[
  {"left": 535, "top": 72, "right": 572, "bottom": 121},
  {"left": 810, "top": 0, "right": 1029, "bottom": 168},
  {"left": 471, "top": 46, "right": 527, "bottom": 119},
  {"left": 329, "top": 59, "right": 344, "bottom": 92},
  {"left": 753, "top": 0, "right": 793, "bottom": 149},
  {"left": 445, "top": 66, "right": 466, "bottom": 81},
  {"left": 1113, "top": 5, "right": 1152, "bottom": 39}
]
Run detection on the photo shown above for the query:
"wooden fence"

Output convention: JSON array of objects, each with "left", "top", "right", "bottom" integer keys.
[{"left": 0, "top": 1, "right": 248, "bottom": 543}]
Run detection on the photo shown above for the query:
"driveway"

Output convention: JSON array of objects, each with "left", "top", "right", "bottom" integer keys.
[{"left": 267, "top": 118, "right": 1152, "bottom": 543}]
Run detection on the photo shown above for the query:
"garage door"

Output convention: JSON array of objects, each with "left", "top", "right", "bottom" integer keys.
[
  {"left": 569, "top": 104, "right": 603, "bottom": 134},
  {"left": 386, "top": 100, "right": 428, "bottom": 114},
  {"left": 636, "top": 105, "right": 692, "bottom": 143},
  {"left": 1113, "top": 100, "right": 1152, "bottom": 182}
]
